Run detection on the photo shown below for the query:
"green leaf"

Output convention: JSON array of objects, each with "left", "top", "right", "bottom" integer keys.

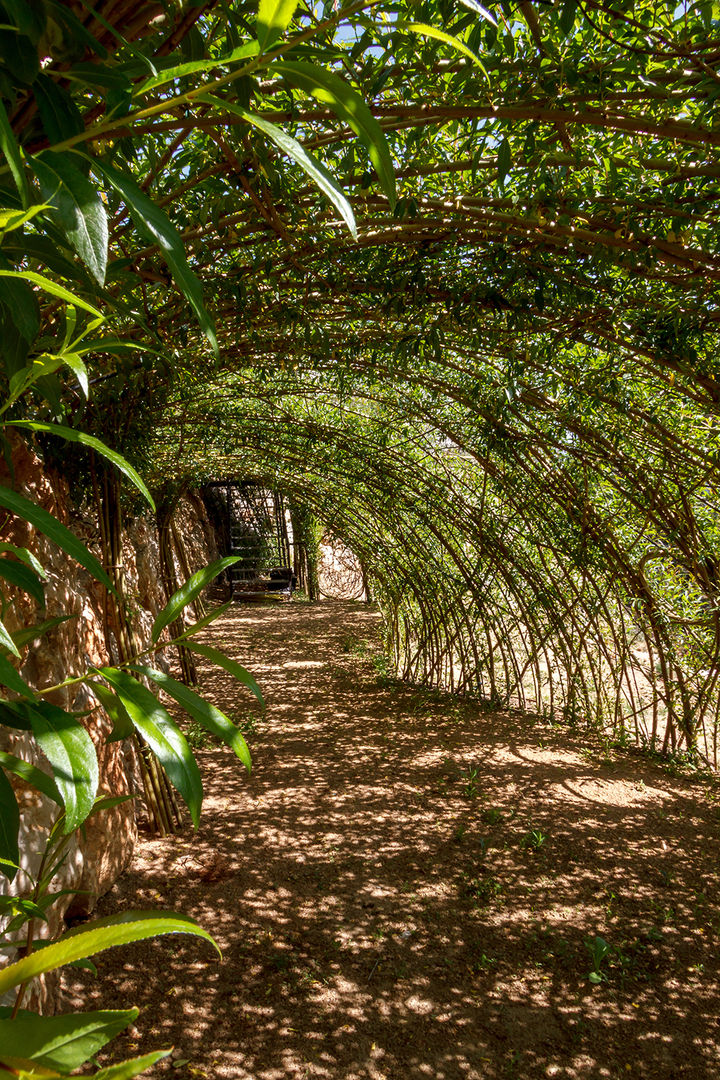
[
  {"left": 398, "top": 23, "right": 489, "bottom": 80},
  {"left": 134, "top": 41, "right": 259, "bottom": 96},
  {"left": 257, "top": 0, "right": 298, "bottom": 51},
  {"left": 0, "top": 271, "right": 103, "bottom": 318},
  {"left": 89, "top": 680, "right": 133, "bottom": 742},
  {"left": 458, "top": 0, "right": 497, "bottom": 25},
  {"left": 272, "top": 61, "right": 396, "bottom": 207},
  {"left": 65, "top": 62, "right": 133, "bottom": 92},
  {"left": 27, "top": 701, "right": 99, "bottom": 833},
  {"left": 11, "top": 615, "right": 74, "bottom": 651},
  {"left": 0, "top": 99, "right": 31, "bottom": 208},
  {"left": 151, "top": 556, "right": 239, "bottom": 644},
  {"left": 199, "top": 97, "right": 357, "bottom": 239},
  {"left": 177, "top": 601, "right": 231, "bottom": 639},
  {"left": 95, "top": 669, "right": 203, "bottom": 828},
  {"left": 184, "top": 642, "right": 264, "bottom": 707},
  {"left": 0, "top": 767, "right": 19, "bottom": 882},
  {"left": 0, "top": 910, "right": 220, "bottom": 995},
  {"left": 88, "top": 793, "right": 135, "bottom": 817},
  {"left": 59, "top": 351, "right": 89, "bottom": 397},
  {"left": 31, "top": 151, "right": 108, "bottom": 285},
  {"left": 0, "top": 205, "right": 49, "bottom": 235},
  {"left": 560, "top": 0, "right": 577, "bottom": 35},
  {"left": 0, "top": 1009, "right": 138, "bottom": 1073},
  {"left": 74, "top": 338, "right": 161, "bottom": 359},
  {"left": 0, "top": 750, "right": 62, "bottom": 805},
  {"left": 91, "top": 159, "right": 218, "bottom": 355},
  {"left": 33, "top": 74, "right": 84, "bottom": 145},
  {"left": 0, "top": 271, "right": 41, "bottom": 353},
  {"left": 0, "top": 542, "right": 46, "bottom": 579},
  {"left": 6, "top": 422, "right": 155, "bottom": 511},
  {"left": 92, "top": 1050, "right": 172, "bottom": 1079},
  {"left": 133, "top": 665, "right": 252, "bottom": 773},
  {"left": 497, "top": 136, "right": 511, "bottom": 183},
  {"left": 0, "top": 616, "right": 20, "bottom": 658},
  {"left": 0, "top": 555, "right": 45, "bottom": 606},
  {"left": 0, "top": 486, "right": 113, "bottom": 591},
  {"left": 0, "top": 654, "right": 36, "bottom": 699}
]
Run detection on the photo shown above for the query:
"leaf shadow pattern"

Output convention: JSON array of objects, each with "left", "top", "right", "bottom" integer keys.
[{"left": 64, "top": 602, "right": 720, "bottom": 1080}]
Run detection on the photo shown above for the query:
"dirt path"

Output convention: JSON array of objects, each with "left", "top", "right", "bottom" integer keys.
[{"left": 68, "top": 602, "right": 720, "bottom": 1080}]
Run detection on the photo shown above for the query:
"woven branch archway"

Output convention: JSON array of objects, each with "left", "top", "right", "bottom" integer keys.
[{"left": 2, "top": 0, "right": 719, "bottom": 760}]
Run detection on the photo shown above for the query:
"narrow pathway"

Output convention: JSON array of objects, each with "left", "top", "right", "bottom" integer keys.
[{"left": 69, "top": 602, "right": 720, "bottom": 1080}]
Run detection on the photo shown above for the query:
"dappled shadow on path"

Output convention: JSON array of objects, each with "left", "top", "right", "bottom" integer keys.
[{"left": 66, "top": 602, "right": 720, "bottom": 1080}]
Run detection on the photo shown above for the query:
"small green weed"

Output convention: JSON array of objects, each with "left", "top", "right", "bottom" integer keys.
[
  {"left": 234, "top": 709, "right": 262, "bottom": 736},
  {"left": 482, "top": 807, "right": 503, "bottom": 826},
  {"left": 185, "top": 719, "right": 214, "bottom": 750},
  {"left": 520, "top": 828, "right": 547, "bottom": 852},
  {"left": 372, "top": 652, "right": 393, "bottom": 684},
  {"left": 469, "top": 953, "right": 497, "bottom": 973},
  {"left": 585, "top": 934, "right": 612, "bottom": 984},
  {"left": 461, "top": 872, "right": 503, "bottom": 906},
  {"left": 462, "top": 765, "right": 481, "bottom": 798}
]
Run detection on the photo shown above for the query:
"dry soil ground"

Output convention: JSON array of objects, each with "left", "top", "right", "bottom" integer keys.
[{"left": 66, "top": 601, "right": 720, "bottom": 1080}]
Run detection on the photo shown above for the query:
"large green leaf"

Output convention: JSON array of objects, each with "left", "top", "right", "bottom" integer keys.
[
  {"left": 0, "top": 767, "right": 19, "bottom": 881},
  {"left": 272, "top": 61, "right": 396, "bottom": 207},
  {"left": 0, "top": 486, "right": 113, "bottom": 592},
  {"left": 91, "top": 159, "right": 218, "bottom": 355},
  {"left": 257, "top": 0, "right": 298, "bottom": 51},
  {"left": 0, "top": 751, "right": 62, "bottom": 806},
  {"left": 31, "top": 151, "right": 108, "bottom": 285},
  {"left": 151, "top": 556, "right": 239, "bottom": 644},
  {"left": 133, "top": 664, "right": 251, "bottom": 772},
  {"left": 198, "top": 96, "right": 357, "bottom": 238},
  {"left": 95, "top": 669, "right": 203, "bottom": 827},
  {"left": 184, "top": 642, "right": 264, "bottom": 707},
  {"left": 0, "top": 910, "right": 220, "bottom": 995},
  {"left": 6, "top": 422, "right": 155, "bottom": 511},
  {"left": 27, "top": 702, "right": 99, "bottom": 833},
  {"left": 0, "top": 1008, "right": 137, "bottom": 1073}
]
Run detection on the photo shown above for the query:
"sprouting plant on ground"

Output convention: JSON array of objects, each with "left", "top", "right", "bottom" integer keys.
[
  {"left": 233, "top": 709, "right": 264, "bottom": 737},
  {"left": 585, "top": 935, "right": 613, "bottom": 984},
  {"left": 520, "top": 828, "right": 547, "bottom": 852},
  {"left": 185, "top": 719, "right": 214, "bottom": 750},
  {"left": 482, "top": 807, "right": 503, "bottom": 825},
  {"left": 469, "top": 953, "right": 497, "bottom": 973},
  {"left": 462, "top": 766, "right": 480, "bottom": 799},
  {"left": 372, "top": 652, "right": 393, "bottom": 685},
  {"left": 460, "top": 872, "right": 503, "bottom": 907}
]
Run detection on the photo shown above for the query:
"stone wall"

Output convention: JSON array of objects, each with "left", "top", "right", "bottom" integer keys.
[{"left": 0, "top": 438, "right": 219, "bottom": 1009}]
